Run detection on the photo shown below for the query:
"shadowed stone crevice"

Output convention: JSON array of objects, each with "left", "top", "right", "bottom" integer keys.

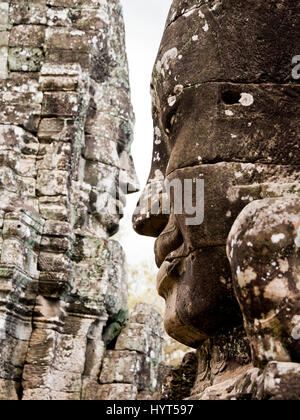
[{"left": 102, "top": 309, "right": 129, "bottom": 349}]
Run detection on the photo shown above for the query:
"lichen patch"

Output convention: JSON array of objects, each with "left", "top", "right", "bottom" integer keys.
[
  {"left": 264, "top": 278, "right": 289, "bottom": 303},
  {"left": 237, "top": 266, "right": 257, "bottom": 288}
]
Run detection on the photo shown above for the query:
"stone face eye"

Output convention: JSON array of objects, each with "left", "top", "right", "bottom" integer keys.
[
  {"left": 221, "top": 90, "right": 242, "bottom": 105},
  {"left": 164, "top": 104, "right": 179, "bottom": 135}
]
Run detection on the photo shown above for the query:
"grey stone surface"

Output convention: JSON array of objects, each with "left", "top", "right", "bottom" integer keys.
[
  {"left": 133, "top": 0, "right": 300, "bottom": 401},
  {"left": 0, "top": 0, "right": 163, "bottom": 401}
]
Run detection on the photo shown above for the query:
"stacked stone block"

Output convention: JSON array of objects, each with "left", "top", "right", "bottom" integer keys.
[
  {"left": 83, "top": 304, "right": 165, "bottom": 400},
  {"left": 0, "top": 210, "right": 43, "bottom": 399},
  {"left": 0, "top": 0, "right": 163, "bottom": 401}
]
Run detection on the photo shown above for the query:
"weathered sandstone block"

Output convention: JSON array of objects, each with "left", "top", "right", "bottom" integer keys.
[{"left": 0, "top": 0, "right": 164, "bottom": 401}]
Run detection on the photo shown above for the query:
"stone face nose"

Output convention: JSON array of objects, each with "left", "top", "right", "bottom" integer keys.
[{"left": 132, "top": 178, "right": 170, "bottom": 238}]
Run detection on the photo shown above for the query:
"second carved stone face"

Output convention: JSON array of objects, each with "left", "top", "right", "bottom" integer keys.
[{"left": 133, "top": 0, "right": 300, "bottom": 347}]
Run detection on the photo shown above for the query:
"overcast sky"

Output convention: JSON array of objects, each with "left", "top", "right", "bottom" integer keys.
[
  {"left": 121, "top": 0, "right": 172, "bottom": 186},
  {"left": 117, "top": 0, "right": 172, "bottom": 266}
]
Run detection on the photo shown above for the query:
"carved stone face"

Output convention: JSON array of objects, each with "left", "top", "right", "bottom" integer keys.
[{"left": 133, "top": 0, "right": 299, "bottom": 348}]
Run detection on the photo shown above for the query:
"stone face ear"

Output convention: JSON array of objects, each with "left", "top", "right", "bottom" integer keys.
[{"left": 227, "top": 198, "right": 300, "bottom": 366}]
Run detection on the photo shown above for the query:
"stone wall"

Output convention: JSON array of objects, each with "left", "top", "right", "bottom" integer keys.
[
  {"left": 84, "top": 303, "right": 165, "bottom": 400},
  {"left": 0, "top": 0, "right": 164, "bottom": 400}
]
